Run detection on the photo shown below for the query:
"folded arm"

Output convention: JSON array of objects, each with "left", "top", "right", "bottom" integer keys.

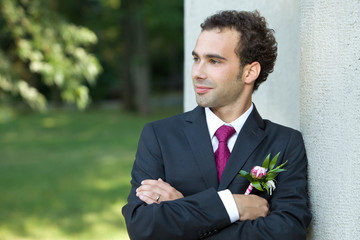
[
  {"left": 122, "top": 124, "right": 311, "bottom": 240},
  {"left": 136, "top": 178, "right": 269, "bottom": 220},
  {"left": 122, "top": 123, "right": 231, "bottom": 240}
]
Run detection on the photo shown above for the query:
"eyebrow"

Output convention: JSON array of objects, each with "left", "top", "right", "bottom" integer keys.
[{"left": 192, "top": 50, "right": 227, "bottom": 61}]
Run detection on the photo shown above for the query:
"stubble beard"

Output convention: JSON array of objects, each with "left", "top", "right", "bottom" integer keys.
[
  {"left": 195, "top": 68, "right": 243, "bottom": 108},
  {"left": 195, "top": 94, "right": 217, "bottom": 108}
]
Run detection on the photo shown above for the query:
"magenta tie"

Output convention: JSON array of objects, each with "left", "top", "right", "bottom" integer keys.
[{"left": 214, "top": 125, "right": 236, "bottom": 182}]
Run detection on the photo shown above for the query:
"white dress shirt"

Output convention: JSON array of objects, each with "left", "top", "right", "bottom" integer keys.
[{"left": 205, "top": 104, "right": 254, "bottom": 223}]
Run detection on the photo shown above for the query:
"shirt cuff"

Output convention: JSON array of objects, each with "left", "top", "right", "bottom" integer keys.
[{"left": 218, "top": 189, "right": 240, "bottom": 223}]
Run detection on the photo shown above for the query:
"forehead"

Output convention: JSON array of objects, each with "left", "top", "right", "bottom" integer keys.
[{"left": 193, "top": 28, "right": 240, "bottom": 58}]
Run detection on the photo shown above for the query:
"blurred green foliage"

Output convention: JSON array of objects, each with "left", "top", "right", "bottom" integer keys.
[
  {"left": 0, "top": 0, "right": 184, "bottom": 113},
  {"left": 0, "top": 0, "right": 102, "bottom": 111}
]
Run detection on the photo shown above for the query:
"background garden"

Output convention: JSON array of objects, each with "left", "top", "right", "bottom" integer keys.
[{"left": 0, "top": 0, "right": 184, "bottom": 239}]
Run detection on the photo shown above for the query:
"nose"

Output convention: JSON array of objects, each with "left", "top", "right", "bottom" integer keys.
[{"left": 192, "top": 61, "right": 207, "bottom": 81}]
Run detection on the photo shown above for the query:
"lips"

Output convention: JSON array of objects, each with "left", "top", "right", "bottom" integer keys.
[{"left": 195, "top": 85, "right": 212, "bottom": 94}]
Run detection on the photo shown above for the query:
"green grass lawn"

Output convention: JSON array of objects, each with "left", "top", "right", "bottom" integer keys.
[{"left": 0, "top": 107, "right": 182, "bottom": 240}]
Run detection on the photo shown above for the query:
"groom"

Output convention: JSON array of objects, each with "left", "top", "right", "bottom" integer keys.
[{"left": 122, "top": 10, "right": 311, "bottom": 239}]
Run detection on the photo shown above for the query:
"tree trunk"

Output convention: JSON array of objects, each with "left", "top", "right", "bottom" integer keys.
[{"left": 121, "top": 0, "right": 150, "bottom": 115}]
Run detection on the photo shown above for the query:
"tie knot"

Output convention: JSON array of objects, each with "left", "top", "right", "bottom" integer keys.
[{"left": 215, "top": 125, "right": 236, "bottom": 142}]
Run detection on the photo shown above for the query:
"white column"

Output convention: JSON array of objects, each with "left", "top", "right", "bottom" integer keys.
[
  {"left": 184, "top": 0, "right": 301, "bottom": 129},
  {"left": 299, "top": 0, "right": 360, "bottom": 239}
]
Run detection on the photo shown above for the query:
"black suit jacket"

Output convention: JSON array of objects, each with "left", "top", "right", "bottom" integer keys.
[{"left": 122, "top": 105, "right": 312, "bottom": 240}]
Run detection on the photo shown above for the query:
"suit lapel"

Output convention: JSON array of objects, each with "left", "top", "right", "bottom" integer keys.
[
  {"left": 219, "top": 106, "right": 267, "bottom": 190},
  {"left": 183, "top": 107, "right": 219, "bottom": 189}
]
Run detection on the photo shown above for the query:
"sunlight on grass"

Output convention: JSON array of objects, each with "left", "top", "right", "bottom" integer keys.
[{"left": 0, "top": 107, "right": 181, "bottom": 240}]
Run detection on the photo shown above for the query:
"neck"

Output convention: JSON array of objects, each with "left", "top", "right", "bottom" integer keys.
[{"left": 210, "top": 98, "right": 252, "bottom": 123}]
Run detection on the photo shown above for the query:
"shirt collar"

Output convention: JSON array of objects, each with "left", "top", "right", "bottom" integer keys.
[{"left": 205, "top": 103, "right": 254, "bottom": 138}]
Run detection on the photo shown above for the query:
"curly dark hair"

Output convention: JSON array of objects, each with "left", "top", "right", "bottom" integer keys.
[{"left": 200, "top": 10, "right": 277, "bottom": 91}]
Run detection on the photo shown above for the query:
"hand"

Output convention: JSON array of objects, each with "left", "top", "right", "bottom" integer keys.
[
  {"left": 233, "top": 194, "right": 269, "bottom": 221},
  {"left": 136, "top": 178, "right": 184, "bottom": 205}
]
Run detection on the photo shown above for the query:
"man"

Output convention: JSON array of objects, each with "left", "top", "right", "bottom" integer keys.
[{"left": 122, "top": 10, "right": 311, "bottom": 239}]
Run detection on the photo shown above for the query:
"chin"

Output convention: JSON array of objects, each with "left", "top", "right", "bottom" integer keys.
[
  {"left": 196, "top": 99, "right": 214, "bottom": 108},
  {"left": 196, "top": 93, "right": 219, "bottom": 107},
  {"left": 196, "top": 101, "right": 208, "bottom": 108}
]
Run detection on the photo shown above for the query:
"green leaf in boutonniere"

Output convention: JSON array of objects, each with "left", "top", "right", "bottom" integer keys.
[
  {"left": 262, "top": 154, "right": 270, "bottom": 169},
  {"left": 269, "top": 152, "right": 280, "bottom": 170},
  {"left": 239, "top": 170, "right": 252, "bottom": 182},
  {"left": 251, "top": 181, "right": 262, "bottom": 191},
  {"left": 239, "top": 152, "right": 288, "bottom": 195}
]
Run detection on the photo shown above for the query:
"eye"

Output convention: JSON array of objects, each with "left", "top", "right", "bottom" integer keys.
[
  {"left": 193, "top": 56, "right": 200, "bottom": 62},
  {"left": 210, "top": 59, "right": 220, "bottom": 64}
]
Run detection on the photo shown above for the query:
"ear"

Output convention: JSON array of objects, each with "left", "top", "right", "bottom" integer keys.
[{"left": 242, "top": 61, "right": 261, "bottom": 86}]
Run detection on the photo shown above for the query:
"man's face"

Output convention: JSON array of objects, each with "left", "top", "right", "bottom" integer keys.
[{"left": 192, "top": 28, "right": 244, "bottom": 110}]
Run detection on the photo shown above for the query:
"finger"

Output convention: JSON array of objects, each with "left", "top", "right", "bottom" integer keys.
[
  {"left": 139, "top": 179, "right": 184, "bottom": 201},
  {"left": 136, "top": 183, "right": 166, "bottom": 202},
  {"left": 138, "top": 193, "right": 158, "bottom": 205},
  {"left": 142, "top": 179, "right": 169, "bottom": 187},
  {"left": 141, "top": 179, "right": 172, "bottom": 192},
  {"left": 136, "top": 189, "right": 159, "bottom": 200},
  {"left": 136, "top": 190, "right": 161, "bottom": 204},
  {"left": 142, "top": 179, "right": 169, "bottom": 188},
  {"left": 136, "top": 184, "right": 163, "bottom": 195},
  {"left": 141, "top": 179, "right": 159, "bottom": 185}
]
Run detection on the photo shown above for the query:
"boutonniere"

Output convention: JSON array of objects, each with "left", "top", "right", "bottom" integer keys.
[{"left": 239, "top": 152, "right": 287, "bottom": 195}]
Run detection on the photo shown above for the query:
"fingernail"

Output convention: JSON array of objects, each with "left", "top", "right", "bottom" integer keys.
[{"left": 141, "top": 181, "right": 144, "bottom": 185}]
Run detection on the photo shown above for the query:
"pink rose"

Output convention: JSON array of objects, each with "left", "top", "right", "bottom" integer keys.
[{"left": 250, "top": 166, "right": 267, "bottom": 179}]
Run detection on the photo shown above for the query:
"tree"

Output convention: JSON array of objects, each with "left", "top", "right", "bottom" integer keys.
[
  {"left": 121, "top": 0, "right": 151, "bottom": 115},
  {"left": 120, "top": 0, "right": 184, "bottom": 114},
  {"left": 57, "top": 0, "right": 183, "bottom": 115},
  {"left": 0, "top": 0, "right": 102, "bottom": 111}
]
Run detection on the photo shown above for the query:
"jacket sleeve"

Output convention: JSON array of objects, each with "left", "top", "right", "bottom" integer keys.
[
  {"left": 122, "top": 123, "right": 231, "bottom": 240},
  {"left": 206, "top": 130, "right": 312, "bottom": 240},
  {"left": 123, "top": 123, "right": 312, "bottom": 240}
]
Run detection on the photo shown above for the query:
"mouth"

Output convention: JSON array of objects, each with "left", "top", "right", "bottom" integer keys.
[{"left": 195, "top": 85, "right": 212, "bottom": 94}]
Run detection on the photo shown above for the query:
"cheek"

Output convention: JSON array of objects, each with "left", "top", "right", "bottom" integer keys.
[
  {"left": 213, "top": 68, "right": 239, "bottom": 88},
  {"left": 210, "top": 68, "right": 228, "bottom": 82}
]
